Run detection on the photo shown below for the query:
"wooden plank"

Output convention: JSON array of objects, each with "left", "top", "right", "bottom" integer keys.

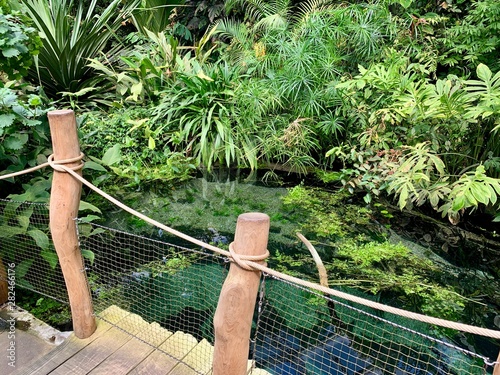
[
  {"left": 49, "top": 312, "right": 142, "bottom": 375},
  {"left": 169, "top": 338, "right": 214, "bottom": 375},
  {"left": 131, "top": 331, "right": 198, "bottom": 375},
  {"left": 87, "top": 316, "right": 172, "bottom": 374},
  {"left": 13, "top": 318, "right": 114, "bottom": 375},
  {"left": 135, "top": 321, "right": 173, "bottom": 347},
  {"left": 98, "top": 305, "right": 132, "bottom": 325},
  {"left": 87, "top": 337, "right": 154, "bottom": 375}
]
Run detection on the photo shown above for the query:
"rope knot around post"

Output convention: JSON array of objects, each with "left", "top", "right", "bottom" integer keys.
[
  {"left": 47, "top": 152, "right": 85, "bottom": 172},
  {"left": 228, "top": 242, "right": 269, "bottom": 270}
]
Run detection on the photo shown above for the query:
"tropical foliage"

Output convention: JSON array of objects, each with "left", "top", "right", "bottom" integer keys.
[
  {"left": 20, "top": 0, "right": 139, "bottom": 101},
  {"left": 0, "top": 8, "right": 41, "bottom": 80},
  {"left": 2, "top": 0, "right": 500, "bottom": 344}
]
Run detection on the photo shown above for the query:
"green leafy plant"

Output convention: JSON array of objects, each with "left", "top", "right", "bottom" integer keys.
[
  {"left": 386, "top": 143, "right": 446, "bottom": 211},
  {"left": 0, "top": 9, "right": 42, "bottom": 80},
  {"left": 441, "top": 0, "right": 500, "bottom": 70},
  {"left": 438, "top": 165, "right": 500, "bottom": 221},
  {"left": 130, "top": 0, "right": 184, "bottom": 35},
  {"left": 88, "top": 30, "right": 180, "bottom": 104},
  {"left": 334, "top": 240, "right": 467, "bottom": 321},
  {"left": 464, "top": 63, "right": 500, "bottom": 128},
  {"left": 0, "top": 85, "right": 51, "bottom": 185},
  {"left": 16, "top": 290, "right": 71, "bottom": 328},
  {"left": 81, "top": 109, "right": 197, "bottom": 187},
  {"left": 20, "top": 0, "right": 139, "bottom": 101},
  {"left": 154, "top": 61, "right": 259, "bottom": 170}
]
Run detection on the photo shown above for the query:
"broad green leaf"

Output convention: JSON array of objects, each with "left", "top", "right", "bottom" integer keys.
[
  {"left": 2, "top": 47, "right": 19, "bottom": 57},
  {"left": 452, "top": 194, "right": 466, "bottom": 211},
  {"left": 83, "top": 160, "right": 107, "bottom": 172},
  {"left": 487, "top": 185, "right": 497, "bottom": 205},
  {"left": 469, "top": 183, "right": 490, "bottom": 205},
  {"left": 398, "top": 185, "right": 409, "bottom": 210},
  {"left": 17, "top": 215, "right": 30, "bottom": 231},
  {"left": 4, "top": 134, "right": 28, "bottom": 150},
  {"left": 148, "top": 136, "right": 155, "bottom": 150},
  {"left": 0, "top": 113, "right": 16, "bottom": 128},
  {"left": 16, "top": 259, "right": 34, "bottom": 279},
  {"left": 79, "top": 201, "right": 101, "bottom": 214},
  {"left": 27, "top": 229, "right": 49, "bottom": 250},
  {"left": 130, "top": 81, "right": 143, "bottom": 101},
  {"left": 0, "top": 225, "right": 26, "bottom": 237},
  {"left": 78, "top": 215, "right": 101, "bottom": 223},
  {"left": 395, "top": 0, "right": 413, "bottom": 9},
  {"left": 81, "top": 249, "right": 95, "bottom": 265},
  {"left": 40, "top": 248, "right": 59, "bottom": 269},
  {"left": 91, "top": 228, "right": 106, "bottom": 236},
  {"left": 476, "top": 64, "right": 492, "bottom": 83},
  {"left": 102, "top": 144, "right": 122, "bottom": 166}
]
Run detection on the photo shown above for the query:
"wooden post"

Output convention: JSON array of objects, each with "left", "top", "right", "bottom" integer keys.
[
  {"left": 48, "top": 109, "right": 96, "bottom": 339},
  {"left": 494, "top": 351, "right": 500, "bottom": 375},
  {"left": 213, "top": 212, "right": 270, "bottom": 375}
]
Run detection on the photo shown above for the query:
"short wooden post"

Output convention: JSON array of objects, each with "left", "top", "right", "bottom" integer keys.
[
  {"left": 48, "top": 109, "right": 96, "bottom": 339},
  {"left": 494, "top": 351, "right": 500, "bottom": 375},
  {"left": 213, "top": 212, "right": 270, "bottom": 375}
]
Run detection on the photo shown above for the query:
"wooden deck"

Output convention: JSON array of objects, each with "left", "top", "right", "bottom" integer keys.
[{"left": 14, "top": 305, "right": 270, "bottom": 375}]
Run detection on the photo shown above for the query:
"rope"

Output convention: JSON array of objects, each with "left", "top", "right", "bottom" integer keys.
[
  {"left": 3, "top": 156, "right": 500, "bottom": 340},
  {"left": 47, "top": 153, "right": 85, "bottom": 172},
  {"left": 0, "top": 153, "right": 84, "bottom": 179},
  {"left": 228, "top": 242, "right": 269, "bottom": 270},
  {"left": 0, "top": 161, "right": 50, "bottom": 179}
]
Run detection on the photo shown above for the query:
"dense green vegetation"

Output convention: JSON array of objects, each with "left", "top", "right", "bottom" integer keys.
[
  {"left": 2, "top": 0, "right": 499, "bottom": 223},
  {"left": 1, "top": 0, "right": 499, "bottom": 332}
]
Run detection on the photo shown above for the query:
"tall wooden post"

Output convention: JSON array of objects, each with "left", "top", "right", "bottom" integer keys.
[
  {"left": 48, "top": 109, "right": 96, "bottom": 339},
  {"left": 213, "top": 213, "right": 270, "bottom": 375},
  {"left": 494, "top": 351, "right": 500, "bottom": 375}
]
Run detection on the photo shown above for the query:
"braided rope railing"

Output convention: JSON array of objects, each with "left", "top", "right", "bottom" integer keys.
[{"left": 2, "top": 156, "right": 500, "bottom": 342}]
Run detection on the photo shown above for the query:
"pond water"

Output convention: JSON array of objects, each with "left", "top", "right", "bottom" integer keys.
[{"left": 97, "top": 171, "right": 500, "bottom": 364}]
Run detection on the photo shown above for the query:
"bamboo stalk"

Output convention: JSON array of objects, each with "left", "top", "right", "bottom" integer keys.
[{"left": 48, "top": 110, "right": 96, "bottom": 339}]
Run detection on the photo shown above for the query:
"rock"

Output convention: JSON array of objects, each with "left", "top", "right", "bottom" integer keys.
[
  {"left": 267, "top": 360, "right": 306, "bottom": 375},
  {"left": 208, "top": 227, "right": 229, "bottom": 245},
  {"left": 301, "top": 345, "right": 342, "bottom": 375},
  {"left": 254, "top": 330, "right": 302, "bottom": 367},
  {"left": 301, "top": 335, "right": 371, "bottom": 375},
  {"left": 325, "top": 337, "right": 371, "bottom": 375}
]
